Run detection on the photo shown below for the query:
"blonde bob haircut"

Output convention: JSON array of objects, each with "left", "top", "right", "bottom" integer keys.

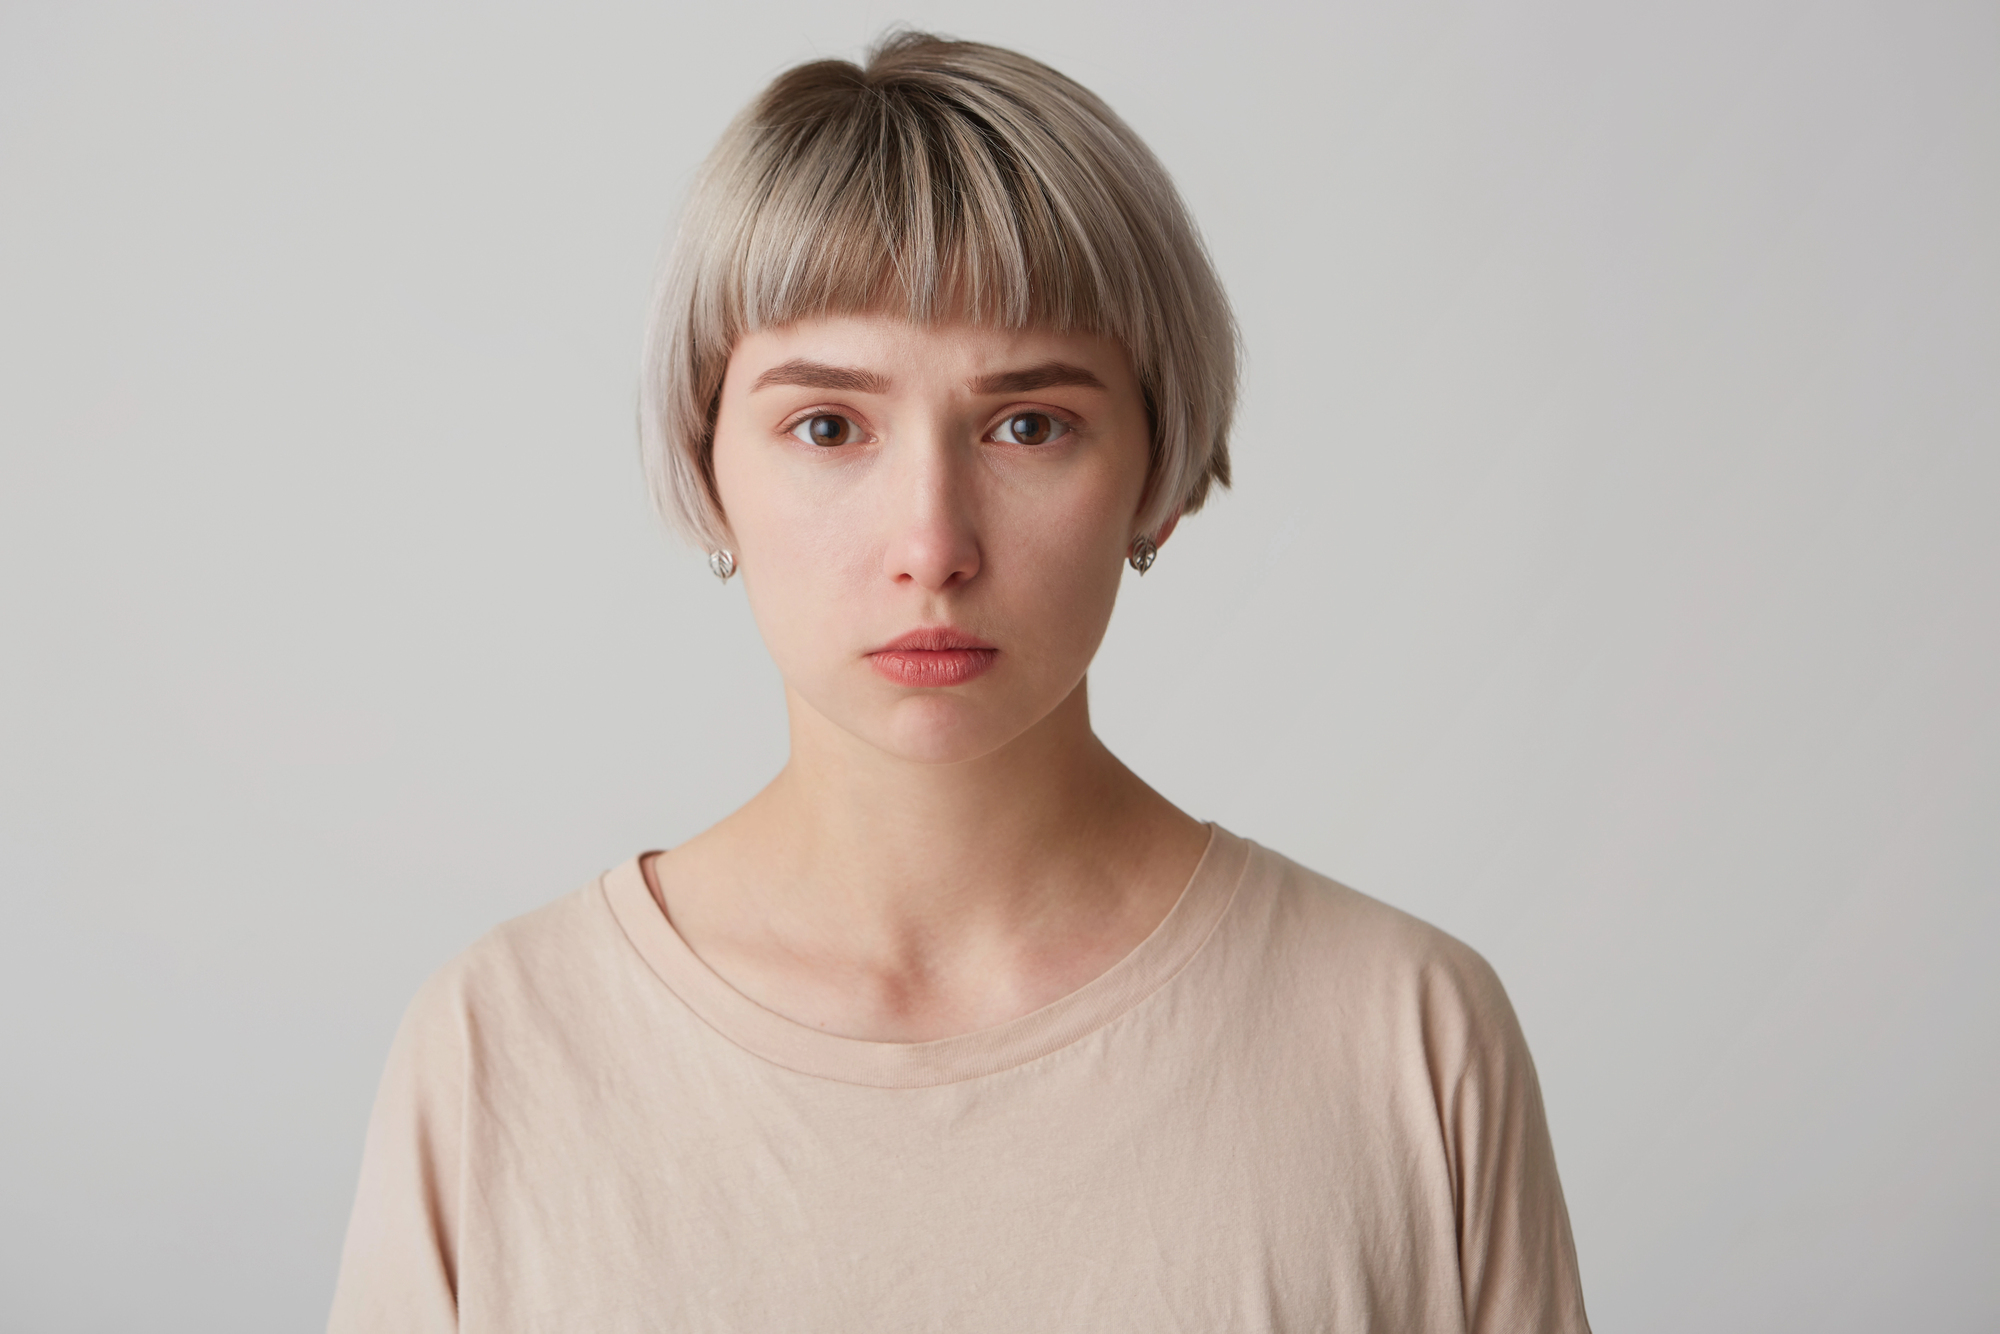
[{"left": 641, "top": 32, "right": 1238, "bottom": 550}]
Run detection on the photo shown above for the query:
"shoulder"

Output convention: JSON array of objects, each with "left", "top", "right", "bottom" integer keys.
[
  {"left": 393, "top": 867, "right": 634, "bottom": 1050},
  {"left": 1213, "top": 841, "right": 1589, "bottom": 1332},
  {"left": 1242, "top": 839, "right": 1507, "bottom": 998},
  {"left": 1215, "top": 835, "right": 1526, "bottom": 1067}
]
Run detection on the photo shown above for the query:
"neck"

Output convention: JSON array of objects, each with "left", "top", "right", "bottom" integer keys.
[
  {"left": 749, "top": 679, "right": 1142, "bottom": 937},
  {"left": 656, "top": 677, "right": 1209, "bottom": 1039}
]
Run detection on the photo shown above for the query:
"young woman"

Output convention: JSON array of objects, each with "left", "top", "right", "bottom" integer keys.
[{"left": 330, "top": 33, "right": 1590, "bottom": 1332}]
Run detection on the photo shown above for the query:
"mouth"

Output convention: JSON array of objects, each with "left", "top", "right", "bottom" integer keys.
[{"left": 867, "top": 628, "right": 1000, "bottom": 688}]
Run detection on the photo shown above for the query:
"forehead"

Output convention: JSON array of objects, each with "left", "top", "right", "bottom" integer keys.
[{"left": 724, "top": 314, "right": 1139, "bottom": 395}]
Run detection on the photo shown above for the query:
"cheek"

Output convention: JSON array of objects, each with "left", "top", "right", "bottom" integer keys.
[
  {"left": 714, "top": 437, "right": 881, "bottom": 673},
  {"left": 714, "top": 421, "right": 1143, "bottom": 657},
  {"left": 716, "top": 429, "right": 836, "bottom": 568},
  {"left": 985, "top": 467, "right": 1135, "bottom": 635}
]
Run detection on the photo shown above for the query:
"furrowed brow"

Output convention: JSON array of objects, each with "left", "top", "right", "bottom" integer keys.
[
  {"left": 970, "top": 362, "right": 1106, "bottom": 395},
  {"left": 750, "top": 359, "right": 891, "bottom": 394}
]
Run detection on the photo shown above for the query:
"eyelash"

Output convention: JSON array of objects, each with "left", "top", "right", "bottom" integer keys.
[
  {"left": 988, "top": 411, "right": 1074, "bottom": 447},
  {"left": 785, "top": 413, "right": 870, "bottom": 448},
  {"left": 781, "top": 409, "right": 1078, "bottom": 449}
]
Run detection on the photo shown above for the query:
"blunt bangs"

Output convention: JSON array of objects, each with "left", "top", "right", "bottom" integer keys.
[{"left": 642, "top": 32, "right": 1237, "bottom": 549}]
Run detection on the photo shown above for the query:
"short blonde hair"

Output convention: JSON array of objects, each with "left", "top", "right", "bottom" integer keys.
[{"left": 641, "top": 32, "right": 1238, "bottom": 549}]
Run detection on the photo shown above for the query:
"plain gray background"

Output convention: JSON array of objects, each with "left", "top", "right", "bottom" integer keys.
[{"left": 2, "top": 0, "right": 1994, "bottom": 1329}]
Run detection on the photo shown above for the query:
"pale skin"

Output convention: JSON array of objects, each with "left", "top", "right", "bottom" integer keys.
[{"left": 648, "top": 312, "right": 1208, "bottom": 1043}]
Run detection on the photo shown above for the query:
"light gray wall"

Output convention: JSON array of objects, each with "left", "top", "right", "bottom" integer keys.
[{"left": 2, "top": 1, "right": 1993, "bottom": 1329}]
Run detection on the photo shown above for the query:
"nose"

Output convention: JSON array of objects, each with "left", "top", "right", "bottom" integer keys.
[{"left": 881, "top": 428, "right": 981, "bottom": 591}]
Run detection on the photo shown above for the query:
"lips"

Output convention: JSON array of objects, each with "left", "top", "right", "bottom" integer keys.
[{"left": 867, "top": 628, "right": 999, "bottom": 688}]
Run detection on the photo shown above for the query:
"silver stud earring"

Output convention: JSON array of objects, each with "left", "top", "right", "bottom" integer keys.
[
  {"left": 707, "top": 549, "right": 736, "bottom": 582},
  {"left": 1128, "top": 535, "right": 1158, "bottom": 574}
]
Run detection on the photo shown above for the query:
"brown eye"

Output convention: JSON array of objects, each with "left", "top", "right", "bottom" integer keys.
[
  {"left": 790, "top": 414, "right": 859, "bottom": 448},
  {"left": 991, "top": 412, "right": 1069, "bottom": 446}
]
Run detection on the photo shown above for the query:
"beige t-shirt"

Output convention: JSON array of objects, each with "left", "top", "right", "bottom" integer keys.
[{"left": 329, "top": 828, "right": 1590, "bottom": 1332}]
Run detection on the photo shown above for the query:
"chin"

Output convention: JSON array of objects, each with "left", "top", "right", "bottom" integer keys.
[{"left": 873, "top": 695, "right": 1024, "bottom": 766}]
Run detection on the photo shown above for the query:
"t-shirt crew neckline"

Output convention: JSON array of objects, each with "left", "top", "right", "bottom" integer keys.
[{"left": 600, "top": 824, "right": 1251, "bottom": 1089}]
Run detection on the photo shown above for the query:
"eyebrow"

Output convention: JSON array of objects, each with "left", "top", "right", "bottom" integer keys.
[
  {"left": 748, "top": 357, "right": 1106, "bottom": 397},
  {"left": 970, "top": 361, "right": 1105, "bottom": 395},
  {"left": 751, "top": 359, "right": 891, "bottom": 394}
]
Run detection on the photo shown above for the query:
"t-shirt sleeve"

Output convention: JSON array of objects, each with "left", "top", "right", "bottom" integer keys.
[
  {"left": 327, "top": 967, "right": 467, "bottom": 1333},
  {"left": 1422, "top": 944, "right": 1592, "bottom": 1334}
]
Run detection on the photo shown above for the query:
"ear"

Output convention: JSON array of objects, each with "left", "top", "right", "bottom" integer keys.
[{"left": 1152, "top": 510, "right": 1182, "bottom": 549}]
